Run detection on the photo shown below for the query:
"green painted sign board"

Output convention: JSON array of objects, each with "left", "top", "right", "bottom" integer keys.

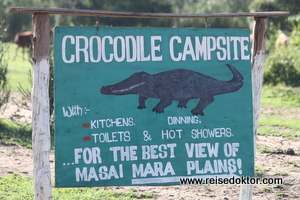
[{"left": 54, "top": 26, "right": 254, "bottom": 187}]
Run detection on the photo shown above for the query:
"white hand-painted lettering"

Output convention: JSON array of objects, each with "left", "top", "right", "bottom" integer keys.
[
  {"left": 92, "top": 131, "right": 131, "bottom": 143},
  {"left": 91, "top": 117, "right": 134, "bottom": 129},
  {"left": 62, "top": 105, "right": 83, "bottom": 117},
  {"left": 75, "top": 164, "right": 123, "bottom": 182}
]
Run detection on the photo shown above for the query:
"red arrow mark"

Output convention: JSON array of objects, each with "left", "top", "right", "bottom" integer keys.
[
  {"left": 82, "top": 123, "right": 90, "bottom": 128},
  {"left": 83, "top": 137, "right": 91, "bottom": 141}
]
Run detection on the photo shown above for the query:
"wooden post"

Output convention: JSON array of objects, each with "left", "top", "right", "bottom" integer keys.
[
  {"left": 252, "top": 17, "right": 268, "bottom": 135},
  {"left": 32, "top": 13, "right": 52, "bottom": 200},
  {"left": 239, "top": 17, "right": 268, "bottom": 200}
]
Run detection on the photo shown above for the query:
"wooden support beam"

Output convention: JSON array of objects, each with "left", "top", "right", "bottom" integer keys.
[
  {"left": 9, "top": 7, "right": 289, "bottom": 18},
  {"left": 32, "top": 13, "right": 52, "bottom": 200}
]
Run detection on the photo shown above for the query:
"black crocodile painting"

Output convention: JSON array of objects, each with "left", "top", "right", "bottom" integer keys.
[{"left": 100, "top": 64, "right": 244, "bottom": 115}]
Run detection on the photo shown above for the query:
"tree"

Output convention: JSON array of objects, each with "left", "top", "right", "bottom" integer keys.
[
  {"left": 66, "top": 0, "right": 175, "bottom": 27},
  {"left": 2, "top": 0, "right": 55, "bottom": 41},
  {"left": 250, "top": 0, "right": 300, "bottom": 32},
  {"left": 172, "top": 0, "right": 252, "bottom": 28}
]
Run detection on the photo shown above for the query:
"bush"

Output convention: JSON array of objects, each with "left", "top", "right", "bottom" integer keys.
[
  {"left": 263, "top": 45, "right": 300, "bottom": 86},
  {"left": 0, "top": 21, "right": 10, "bottom": 112},
  {"left": 0, "top": 119, "right": 32, "bottom": 147},
  {"left": 263, "top": 14, "right": 300, "bottom": 87}
]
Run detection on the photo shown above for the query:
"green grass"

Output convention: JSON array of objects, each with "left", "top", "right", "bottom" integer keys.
[
  {"left": 274, "top": 191, "right": 287, "bottom": 198},
  {"left": 274, "top": 171, "right": 289, "bottom": 176},
  {"left": 257, "top": 145, "right": 275, "bottom": 154},
  {"left": 0, "top": 173, "right": 151, "bottom": 200},
  {"left": 0, "top": 119, "right": 32, "bottom": 147},
  {"left": 4, "top": 43, "right": 32, "bottom": 92},
  {"left": 255, "top": 166, "right": 267, "bottom": 177},
  {"left": 286, "top": 161, "right": 299, "bottom": 167},
  {"left": 0, "top": 173, "right": 34, "bottom": 199},
  {"left": 258, "top": 85, "right": 300, "bottom": 137}
]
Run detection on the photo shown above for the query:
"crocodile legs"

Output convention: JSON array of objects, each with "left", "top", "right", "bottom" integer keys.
[
  {"left": 137, "top": 95, "right": 147, "bottom": 109},
  {"left": 152, "top": 99, "right": 172, "bottom": 113},
  {"left": 191, "top": 96, "right": 215, "bottom": 115},
  {"left": 138, "top": 94, "right": 215, "bottom": 115},
  {"left": 151, "top": 92, "right": 173, "bottom": 113},
  {"left": 177, "top": 99, "right": 189, "bottom": 108}
]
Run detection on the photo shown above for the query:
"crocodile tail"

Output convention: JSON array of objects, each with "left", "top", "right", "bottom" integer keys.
[
  {"left": 211, "top": 64, "right": 244, "bottom": 95},
  {"left": 225, "top": 64, "right": 244, "bottom": 93}
]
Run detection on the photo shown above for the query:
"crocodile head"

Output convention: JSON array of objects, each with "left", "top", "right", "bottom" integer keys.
[{"left": 100, "top": 71, "right": 152, "bottom": 95}]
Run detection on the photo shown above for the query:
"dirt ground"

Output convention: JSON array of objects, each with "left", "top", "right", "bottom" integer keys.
[{"left": 1, "top": 93, "right": 299, "bottom": 200}]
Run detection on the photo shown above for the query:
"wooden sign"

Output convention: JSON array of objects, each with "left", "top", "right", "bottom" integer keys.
[{"left": 54, "top": 26, "right": 254, "bottom": 187}]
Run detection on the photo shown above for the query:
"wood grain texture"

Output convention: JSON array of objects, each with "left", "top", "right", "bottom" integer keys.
[
  {"left": 32, "top": 13, "right": 52, "bottom": 200},
  {"left": 252, "top": 17, "right": 268, "bottom": 136},
  {"left": 9, "top": 7, "right": 289, "bottom": 18}
]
